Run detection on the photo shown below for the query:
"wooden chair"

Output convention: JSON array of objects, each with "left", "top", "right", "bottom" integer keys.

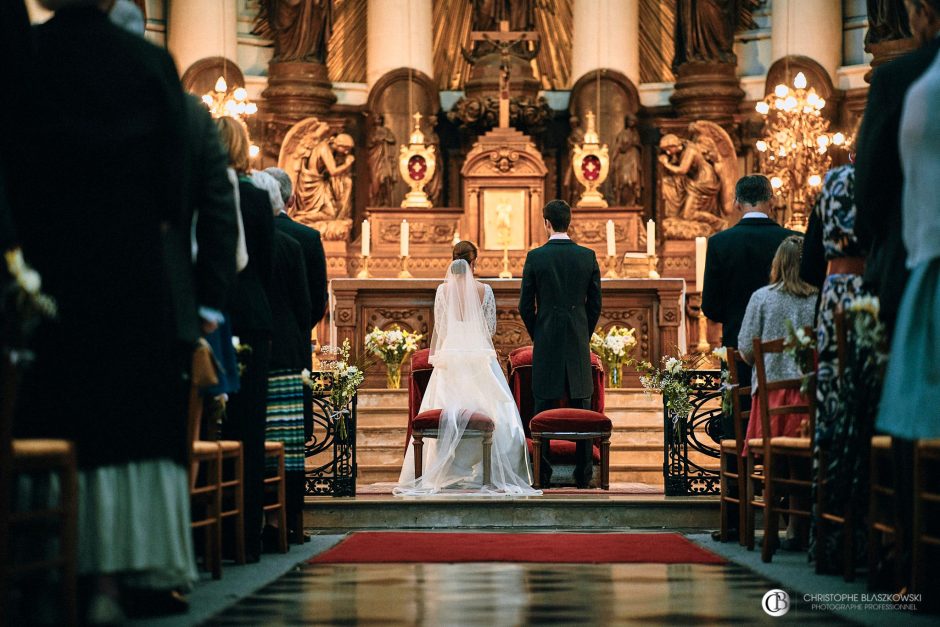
[
  {"left": 2, "top": 352, "right": 78, "bottom": 626},
  {"left": 719, "top": 351, "right": 750, "bottom": 544},
  {"left": 912, "top": 439, "right": 940, "bottom": 596},
  {"left": 188, "top": 385, "right": 223, "bottom": 579},
  {"left": 745, "top": 336, "right": 816, "bottom": 563},
  {"left": 262, "top": 441, "right": 288, "bottom": 553},
  {"left": 867, "top": 434, "right": 896, "bottom": 590},
  {"left": 412, "top": 409, "right": 495, "bottom": 486},
  {"left": 814, "top": 310, "right": 858, "bottom": 580},
  {"left": 530, "top": 409, "right": 612, "bottom": 490},
  {"left": 218, "top": 439, "right": 245, "bottom": 565}
]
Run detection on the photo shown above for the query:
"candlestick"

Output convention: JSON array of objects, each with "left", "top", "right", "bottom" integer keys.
[
  {"left": 400, "top": 219, "right": 409, "bottom": 258},
  {"left": 646, "top": 219, "right": 656, "bottom": 257},
  {"left": 356, "top": 254, "right": 371, "bottom": 279},
  {"left": 606, "top": 220, "right": 616, "bottom": 257},
  {"left": 361, "top": 219, "right": 370, "bottom": 257},
  {"left": 695, "top": 236, "right": 707, "bottom": 292},
  {"left": 397, "top": 255, "right": 413, "bottom": 279},
  {"left": 647, "top": 254, "right": 660, "bottom": 279},
  {"left": 499, "top": 245, "right": 512, "bottom": 279},
  {"left": 697, "top": 311, "right": 710, "bottom": 353},
  {"left": 605, "top": 254, "right": 619, "bottom": 278}
]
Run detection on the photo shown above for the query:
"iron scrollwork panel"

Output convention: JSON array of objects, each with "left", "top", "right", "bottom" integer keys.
[
  {"left": 304, "top": 393, "right": 357, "bottom": 497},
  {"left": 663, "top": 369, "right": 723, "bottom": 496}
]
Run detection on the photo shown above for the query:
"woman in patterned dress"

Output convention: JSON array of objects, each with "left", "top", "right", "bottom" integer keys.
[{"left": 804, "top": 161, "right": 878, "bottom": 573}]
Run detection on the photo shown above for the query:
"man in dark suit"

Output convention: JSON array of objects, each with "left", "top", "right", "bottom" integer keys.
[
  {"left": 854, "top": 0, "right": 940, "bottom": 591},
  {"left": 701, "top": 174, "right": 795, "bottom": 540},
  {"left": 264, "top": 167, "right": 329, "bottom": 328},
  {"left": 520, "top": 199, "right": 602, "bottom": 487},
  {"left": 855, "top": 0, "right": 940, "bottom": 338},
  {"left": 703, "top": 175, "right": 797, "bottom": 403}
]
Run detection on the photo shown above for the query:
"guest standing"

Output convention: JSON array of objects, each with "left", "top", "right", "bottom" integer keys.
[
  {"left": 738, "top": 236, "right": 818, "bottom": 547},
  {"left": 876, "top": 29, "right": 940, "bottom": 592},
  {"left": 252, "top": 171, "right": 312, "bottom": 544},
  {"left": 215, "top": 117, "right": 274, "bottom": 563},
  {"left": 702, "top": 175, "right": 798, "bottom": 439},
  {"left": 8, "top": 0, "right": 197, "bottom": 617},
  {"left": 801, "top": 161, "right": 883, "bottom": 571}
]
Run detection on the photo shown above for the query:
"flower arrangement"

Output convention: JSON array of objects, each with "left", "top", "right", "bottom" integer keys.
[
  {"left": 783, "top": 320, "right": 815, "bottom": 394},
  {"left": 845, "top": 294, "right": 888, "bottom": 366},
  {"left": 2, "top": 248, "right": 57, "bottom": 364},
  {"left": 301, "top": 339, "right": 365, "bottom": 441},
  {"left": 590, "top": 325, "right": 638, "bottom": 388},
  {"left": 364, "top": 325, "right": 423, "bottom": 389},
  {"left": 712, "top": 347, "right": 733, "bottom": 417},
  {"left": 634, "top": 353, "right": 703, "bottom": 422}
]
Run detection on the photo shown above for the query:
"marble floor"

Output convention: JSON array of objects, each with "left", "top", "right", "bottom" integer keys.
[{"left": 205, "top": 546, "right": 845, "bottom": 625}]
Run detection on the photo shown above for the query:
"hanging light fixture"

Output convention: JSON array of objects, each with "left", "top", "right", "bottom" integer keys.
[{"left": 753, "top": 71, "right": 851, "bottom": 229}]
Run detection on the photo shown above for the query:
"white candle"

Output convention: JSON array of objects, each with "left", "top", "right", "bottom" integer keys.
[
  {"left": 606, "top": 220, "right": 616, "bottom": 257},
  {"left": 400, "top": 219, "right": 409, "bottom": 257},
  {"left": 646, "top": 219, "right": 656, "bottom": 257},
  {"left": 453, "top": 229, "right": 460, "bottom": 246},
  {"left": 361, "top": 219, "right": 370, "bottom": 257},
  {"left": 695, "top": 236, "right": 707, "bottom": 292}
]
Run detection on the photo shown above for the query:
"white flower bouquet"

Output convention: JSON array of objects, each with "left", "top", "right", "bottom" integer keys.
[
  {"left": 590, "top": 325, "right": 638, "bottom": 388},
  {"left": 364, "top": 325, "right": 423, "bottom": 389},
  {"left": 302, "top": 339, "right": 365, "bottom": 441}
]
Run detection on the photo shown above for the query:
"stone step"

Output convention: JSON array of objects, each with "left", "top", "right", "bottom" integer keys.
[{"left": 355, "top": 463, "right": 667, "bottom": 487}]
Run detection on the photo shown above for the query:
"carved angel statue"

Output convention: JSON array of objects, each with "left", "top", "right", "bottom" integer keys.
[
  {"left": 254, "top": 0, "right": 333, "bottom": 64},
  {"left": 658, "top": 120, "right": 737, "bottom": 239},
  {"left": 367, "top": 114, "right": 397, "bottom": 207},
  {"left": 611, "top": 114, "right": 643, "bottom": 206},
  {"left": 279, "top": 117, "right": 355, "bottom": 239}
]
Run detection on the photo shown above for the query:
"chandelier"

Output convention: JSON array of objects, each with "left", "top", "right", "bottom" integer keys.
[
  {"left": 201, "top": 76, "right": 261, "bottom": 159},
  {"left": 754, "top": 71, "right": 850, "bottom": 230}
]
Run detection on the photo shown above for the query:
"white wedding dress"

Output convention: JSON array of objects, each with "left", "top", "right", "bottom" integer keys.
[{"left": 394, "top": 260, "right": 540, "bottom": 496}]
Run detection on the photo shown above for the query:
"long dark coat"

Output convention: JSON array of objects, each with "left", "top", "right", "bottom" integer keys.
[
  {"left": 519, "top": 239, "right": 602, "bottom": 401},
  {"left": 9, "top": 7, "right": 192, "bottom": 468},
  {"left": 854, "top": 37, "right": 940, "bottom": 336}
]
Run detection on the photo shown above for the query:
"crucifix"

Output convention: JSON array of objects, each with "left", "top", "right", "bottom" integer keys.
[{"left": 469, "top": 20, "right": 540, "bottom": 129}]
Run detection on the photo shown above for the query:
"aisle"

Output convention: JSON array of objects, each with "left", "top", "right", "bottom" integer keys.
[{"left": 203, "top": 531, "right": 847, "bottom": 625}]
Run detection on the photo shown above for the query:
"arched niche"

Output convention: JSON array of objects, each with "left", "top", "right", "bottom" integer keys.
[
  {"left": 568, "top": 69, "right": 641, "bottom": 205},
  {"left": 366, "top": 68, "right": 440, "bottom": 207},
  {"left": 765, "top": 55, "right": 841, "bottom": 121},
  {"left": 180, "top": 56, "right": 246, "bottom": 96}
]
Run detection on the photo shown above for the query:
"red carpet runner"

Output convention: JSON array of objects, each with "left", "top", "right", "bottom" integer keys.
[{"left": 309, "top": 532, "right": 726, "bottom": 565}]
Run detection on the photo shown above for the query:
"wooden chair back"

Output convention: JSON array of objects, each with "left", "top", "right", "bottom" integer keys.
[
  {"left": 725, "top": 349, "right": 751, "bottom": 455},
  {"left": 751, "top": 335, "right": 816, "bottom": 451}
]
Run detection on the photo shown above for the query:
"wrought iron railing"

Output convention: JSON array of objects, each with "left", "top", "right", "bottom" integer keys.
[
  {"left": 663, "top": 369, "right": 722, "bottom": 496},
  {"left": 304, "top": 392, "right": 357, "bottom": 497}
]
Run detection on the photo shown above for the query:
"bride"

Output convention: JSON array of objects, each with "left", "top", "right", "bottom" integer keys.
[{"left": 395, "top": 242, "right": 540, "bottom": 496}]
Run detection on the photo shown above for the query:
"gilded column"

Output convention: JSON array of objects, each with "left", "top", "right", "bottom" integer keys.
[
  {"left": 771, "top": 0, "right": 842, "bottom": 82},
  {"left": 571, "top": 0, "right": 640, "bottom": 86},
  {"left": 367, "top": 0, "right": 433, "bottom": 88},
  {"left": 167, "top": 0, "right": 238, "bottom": 75}
]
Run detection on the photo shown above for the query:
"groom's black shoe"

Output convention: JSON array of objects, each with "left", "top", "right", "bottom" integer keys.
[{"left": 574, "top": 464, "right": 594, "bottom": 489}]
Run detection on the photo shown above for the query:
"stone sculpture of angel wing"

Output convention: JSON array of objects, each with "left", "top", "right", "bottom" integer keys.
[{"left": 688, "top": 120, "right": 738, "bottom": 217}]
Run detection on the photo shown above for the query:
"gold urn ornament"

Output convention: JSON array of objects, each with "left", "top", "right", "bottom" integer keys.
[
  {"left": 572, "top": 111, "right": 610, "bottom": 208},
  {"left": 399, "top": 112, "right": 437, "bottom": 208}
]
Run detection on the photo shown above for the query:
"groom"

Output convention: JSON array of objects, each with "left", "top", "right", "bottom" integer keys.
[{"left": 519, "top": 199, "right": 602, "bottom": 487}]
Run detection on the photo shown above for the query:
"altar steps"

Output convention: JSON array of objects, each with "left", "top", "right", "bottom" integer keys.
[{"left": 353, "top": 388, "right": 673, "bottom": 487}]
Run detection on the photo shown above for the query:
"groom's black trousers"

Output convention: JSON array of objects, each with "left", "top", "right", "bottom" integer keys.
[{"left": 533, "top": 396, "right": 593, "bottom": 487}]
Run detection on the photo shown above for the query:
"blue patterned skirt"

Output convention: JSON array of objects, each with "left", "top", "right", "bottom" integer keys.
[{"left": 265, "top": 370, "right": 306, "bottom": 473}]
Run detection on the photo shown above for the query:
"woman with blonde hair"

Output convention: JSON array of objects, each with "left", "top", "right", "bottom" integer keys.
[{"left": 738, "top": 235, "right": 818, "bottom": 547}]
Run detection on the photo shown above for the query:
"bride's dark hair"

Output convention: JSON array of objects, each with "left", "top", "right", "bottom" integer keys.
[{"left": 452, "top": 240, "right": 478, "bottom": 264}]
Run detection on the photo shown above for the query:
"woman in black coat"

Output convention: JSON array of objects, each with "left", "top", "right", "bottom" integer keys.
[{"left": 214, "top": 117, "right": 273, "bottom": 562}]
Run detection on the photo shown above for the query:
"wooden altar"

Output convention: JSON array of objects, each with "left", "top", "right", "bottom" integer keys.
[{"left": 330, "top": 277, "right": 685, "bottom": 387}]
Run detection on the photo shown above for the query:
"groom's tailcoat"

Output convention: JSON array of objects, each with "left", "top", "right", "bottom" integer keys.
[{"left": 519, "top": 239, "right": 602, "bottom": 401}]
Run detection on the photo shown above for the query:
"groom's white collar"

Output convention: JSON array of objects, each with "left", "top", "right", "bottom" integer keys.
[{"left": 549, "top": 233, "right": 571, "bottom": 240}]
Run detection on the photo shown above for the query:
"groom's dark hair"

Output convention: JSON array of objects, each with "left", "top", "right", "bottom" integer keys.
[
  {"left": 734, "top": 175, "right": 773, "bottom": 206},
  {"left": 543, "top": 199, "right": 571, "bottom": 231}
]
